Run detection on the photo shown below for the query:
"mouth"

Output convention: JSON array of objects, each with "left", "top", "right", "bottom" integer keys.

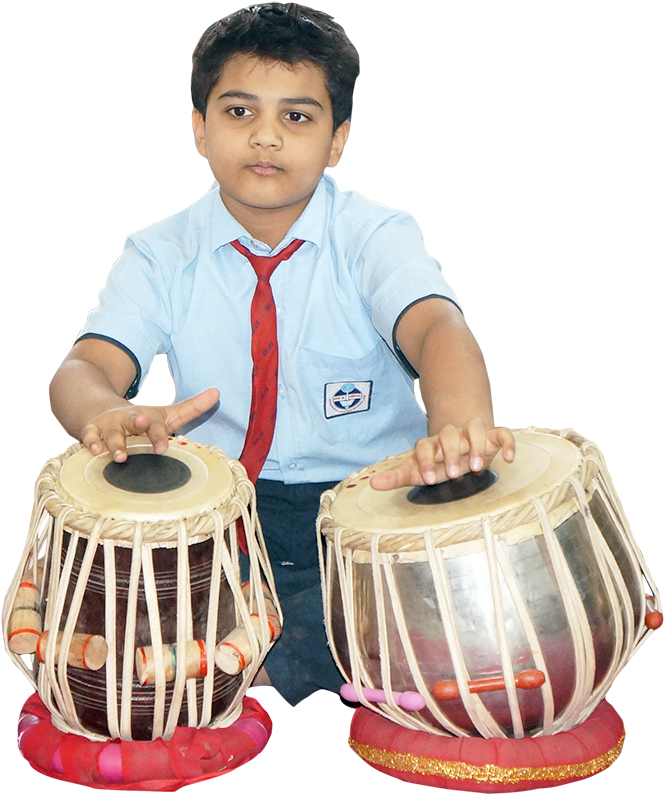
[{"left": 249, "top": 162, "right": 283, "bottom": 177}]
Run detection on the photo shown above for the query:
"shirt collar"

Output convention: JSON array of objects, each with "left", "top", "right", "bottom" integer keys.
[{"left": 209, "top": 176, "right": 328, "bottom": 257}]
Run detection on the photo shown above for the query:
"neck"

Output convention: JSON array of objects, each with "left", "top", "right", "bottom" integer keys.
[{"left": 220, "top": 191, "right": 313, "bottom": 249}]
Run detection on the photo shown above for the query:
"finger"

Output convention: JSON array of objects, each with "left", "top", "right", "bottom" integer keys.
[
  {"left": 101, "top": 426, "right": 132, "bottom": 462},
  {"left": 466, "top": 418, "right": 488, "bottom": 472},
  {"left": 144, "top": 418, "right": 170, "bottom": 454},
  {"left": 440, "top": 425, "right": 462, "bottom": 479},
  {"left": 82, "top": 407, "right": 162, "bottom": 462},
  {"left": 493, "top": 427, "right": 516, "bottom": 462},
  {"left": 413, "top": 436, "right": 441, "bottom": 486},
  {"left": 370, "top": 458, "right": 425, "bottom": 491},
  {"left": 165, "top": 387, "right": 220, "bottom": 433},
  {"left": 81, "top": 424, "right": 106, "bottom": 456}
]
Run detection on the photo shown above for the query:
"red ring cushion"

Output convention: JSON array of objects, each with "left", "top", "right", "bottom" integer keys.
[
  {"left": 349, "top": 700, "right": 624, "bottom": 792},
  {"left": 17, "top": 693, "right": 271, "bottom": 791}
]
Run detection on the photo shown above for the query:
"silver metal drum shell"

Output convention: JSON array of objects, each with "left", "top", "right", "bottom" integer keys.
[{"left": 327, "top": 493, "right": 643, "bottom": 737}]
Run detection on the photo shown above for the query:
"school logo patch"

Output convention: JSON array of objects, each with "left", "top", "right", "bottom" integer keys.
[{"left": 324, "top": 381, "right": 373, "bottom": 419}]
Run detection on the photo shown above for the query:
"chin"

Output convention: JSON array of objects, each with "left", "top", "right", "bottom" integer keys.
[{"left": 239, "top": 192, "right": 314, "bottom": 212}]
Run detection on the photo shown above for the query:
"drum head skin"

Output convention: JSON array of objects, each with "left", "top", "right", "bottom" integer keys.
[
  {"left": 328, "top": 431, "right": 583, "bottom": 534},
  {"left": 59, "top": 437, "right": 235, "bottom": 522}
]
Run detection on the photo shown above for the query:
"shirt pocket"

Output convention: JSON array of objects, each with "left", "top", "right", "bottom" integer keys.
[{"left": 294, "top": 342, "right": 427, "bottom": 450}]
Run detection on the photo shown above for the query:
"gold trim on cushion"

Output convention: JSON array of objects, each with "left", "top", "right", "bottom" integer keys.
[{"left": 348, "top": 732, "right": 624, "bottom": 784}]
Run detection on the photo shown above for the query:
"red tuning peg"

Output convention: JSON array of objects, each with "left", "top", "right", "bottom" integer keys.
[
  {"left": 645, "top": 595, "right": 663, "bottom": 630},
  {"left": 433, "top": 669, "right": 546, "bottom": 701}
]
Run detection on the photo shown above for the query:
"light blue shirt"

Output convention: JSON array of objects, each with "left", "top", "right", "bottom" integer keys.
[{"left": 79, "top": 175, "right": 458, "bottom": 484}]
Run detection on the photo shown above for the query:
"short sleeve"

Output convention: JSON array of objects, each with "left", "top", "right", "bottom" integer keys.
[{"left": 353, "top": 212, "right": 460, "bottom": 354}]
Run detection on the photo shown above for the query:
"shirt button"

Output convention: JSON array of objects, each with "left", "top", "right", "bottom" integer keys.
[
  {"left": 288, "top": 463, "right": 297, "bottom": 470},
  {"left": 278, "top": 386, "right": 285, "bottom": 398}
]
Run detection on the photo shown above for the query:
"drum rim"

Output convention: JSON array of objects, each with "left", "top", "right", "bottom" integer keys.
[
  {"left": 35, "top": 436, "right": 251, "bottom": 544},
  {"left": 318, "top": 428, "right": 599, "bottom": 551}
]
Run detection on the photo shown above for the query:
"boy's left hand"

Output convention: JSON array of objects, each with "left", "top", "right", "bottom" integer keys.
[{"left": 370, "top": 419, "right": 515, "bottom": 491}]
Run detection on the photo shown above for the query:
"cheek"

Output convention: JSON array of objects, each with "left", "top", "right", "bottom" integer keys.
[
  {"left": 208, "top": 146, "right": 242, "bottom": 179},
  {"left": 296, "top": 140, "right": 333, "bottom": 170}
]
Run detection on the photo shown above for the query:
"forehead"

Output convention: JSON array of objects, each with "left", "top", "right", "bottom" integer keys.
[{"left": 210, "top": 53, "right": 331, "bottom": 107}]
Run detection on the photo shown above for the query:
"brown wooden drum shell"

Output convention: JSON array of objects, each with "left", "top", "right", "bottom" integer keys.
[{"left": 52, "top": 530, "right": 238, "bottom": 740}]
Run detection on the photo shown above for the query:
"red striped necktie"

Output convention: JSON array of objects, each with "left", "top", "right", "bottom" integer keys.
[{"left": 231, "top": 237, "right": 305, "bottom": 483}]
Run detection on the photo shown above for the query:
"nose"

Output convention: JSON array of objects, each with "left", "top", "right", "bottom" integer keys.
[{"left": 249, "top": 115, "right": 283, "bottom": 150}]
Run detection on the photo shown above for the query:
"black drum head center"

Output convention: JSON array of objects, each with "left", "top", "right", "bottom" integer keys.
[
  {"left": 103, "top": 453, "right": 192, "bottom": 494},
  {"left": 408, "top": 469, "right": 498, "bottom": 505}
]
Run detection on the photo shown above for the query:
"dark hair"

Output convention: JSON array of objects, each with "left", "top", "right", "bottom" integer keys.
[{"left": 192, "top": 3, "right": 359, "bottom": 130}]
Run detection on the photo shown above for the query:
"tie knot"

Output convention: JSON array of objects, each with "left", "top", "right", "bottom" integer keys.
[{"left": 232, "top": 238, "right": 305, "bottom": 281}]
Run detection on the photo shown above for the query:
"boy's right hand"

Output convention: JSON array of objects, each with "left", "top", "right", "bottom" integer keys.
[{"left": 82, "top": 387, "right": 220, "bottom": 462}]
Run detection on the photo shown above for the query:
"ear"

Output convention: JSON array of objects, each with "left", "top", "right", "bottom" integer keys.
[
  {"left": 192, "top": 109, "right": 208, "bottom": 158},
  {"left": 327, "top": 120, "right": 350, "bottom": 168}
]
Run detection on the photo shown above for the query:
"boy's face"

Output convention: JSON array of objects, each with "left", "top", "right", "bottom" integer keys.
[{"left": 193, "top": 54, "right": 349, "bottom": 229}]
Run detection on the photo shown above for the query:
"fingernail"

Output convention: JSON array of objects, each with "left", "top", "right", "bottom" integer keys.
[
  {"left": 424, "top": 472, "right": 436, "bottom": 485},
  {"left": 472, "top": 457, "right": 483, "bottom": 470},
  {"left": 448, "top": 466, "right": 459, "bottom": 478}
]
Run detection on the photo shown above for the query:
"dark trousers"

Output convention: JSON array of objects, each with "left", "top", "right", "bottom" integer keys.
[{"left": 241, "top": 479, "right": 344, "bottom": 705}]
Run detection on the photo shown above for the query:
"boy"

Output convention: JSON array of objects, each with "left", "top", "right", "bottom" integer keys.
[{"left": 50, "top": 3, "right": 514, "bottom": 705}]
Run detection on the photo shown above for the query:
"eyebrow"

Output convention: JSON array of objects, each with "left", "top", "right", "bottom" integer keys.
[{"left": 217, "top": 90, "right": 324, "bottom": 110}]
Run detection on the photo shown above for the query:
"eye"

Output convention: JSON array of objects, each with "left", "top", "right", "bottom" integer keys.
[
  {"left": 285, "top": 111, "right": 309, "bottom": 123},
  {"left": 228, "top": 106, "right": 252, "bottom": 119}
]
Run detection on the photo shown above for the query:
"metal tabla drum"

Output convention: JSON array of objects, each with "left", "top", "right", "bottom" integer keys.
[
  {"left": 317, "top": 428, "right": 661, "bottom": 739},
  {"left": 3, "top": 436, "right": 281, "bottom": 741}
]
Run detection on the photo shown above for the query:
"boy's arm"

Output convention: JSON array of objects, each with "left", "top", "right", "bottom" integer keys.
[
  {"left": 50, "top": 338, "right": 219, "bottom": 462},
  {"left": 371, "top": 298, "right": 514, "bottom": 490}
]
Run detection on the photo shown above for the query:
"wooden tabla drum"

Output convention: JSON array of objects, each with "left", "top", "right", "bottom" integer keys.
[
  {"left": 4, "top": 436, "right": 281, "bottom": 742},
  {"left": 317, "top": 428, "right": 661, "bottom": 739}
]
